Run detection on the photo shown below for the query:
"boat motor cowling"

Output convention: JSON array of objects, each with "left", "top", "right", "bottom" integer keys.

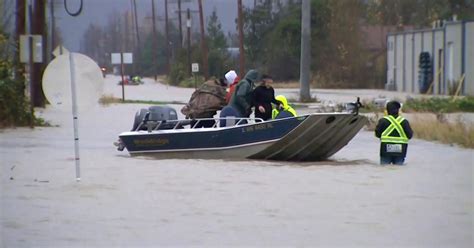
[{"left": 132, "top": 106, "right": 178, "bottom": 131}]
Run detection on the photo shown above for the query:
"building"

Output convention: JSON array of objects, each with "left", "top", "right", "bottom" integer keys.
[{"left": 386, "top": 20, "right": 473, "bottom": 96}]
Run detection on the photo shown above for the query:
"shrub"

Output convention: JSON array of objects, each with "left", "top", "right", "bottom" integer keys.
[
  {"left": 411, "top": 119, "right": 474, "bottom": 148},
  {"left": 0, "top": 30, "right": 37, "bottom": 127},
  {"left": 168, "top": 62, "right": 186, "bottom": 86},
  {"left": 0, "top": 65, "right": 34, "bottom": 127},
  {"left": 404, "top": 97, "right": 474, "bottom": 113}
]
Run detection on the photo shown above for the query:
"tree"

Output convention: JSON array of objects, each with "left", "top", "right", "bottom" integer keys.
[
  {"left": 325, "top": 0, "right": 369, "bottom": 87},
  {"left": 207, "top": 9, "right": 227, "bottom": 50},
  {"left": 137, "top": 31, "right": 168, "bottom": 76},
  {"left": 82, "top": 24, "right": 105, "bottom": 64},
  {"left": 206, "top": 8, "right": 230, "bottom": 78},
  {"left": 263, "top": 2, "right": 301, "bottom": 80},
  {"left": 242, "top": 0, "right": 277, "bottom": 69},
  {"left": 0, "top": 29, "right": 34, "bottom": 127},
  {"left": 367, "top": 0, "right": 474, "bottom": 28}
]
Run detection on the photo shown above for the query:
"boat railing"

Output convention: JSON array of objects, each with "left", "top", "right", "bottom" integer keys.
[{"left": 135, "top": 117, "right": 264, "bottom": 132}]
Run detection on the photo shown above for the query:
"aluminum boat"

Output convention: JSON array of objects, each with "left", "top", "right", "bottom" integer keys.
[{"left": 115, "top": 105, "right": 367, "bottom": 161}]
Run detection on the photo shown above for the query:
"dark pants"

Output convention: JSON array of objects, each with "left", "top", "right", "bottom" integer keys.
[
  {"left": 219, "top": 106, "right": 246, "bottom": 127},
  {"left": 191, "top": 119, "right": 215, "bottom": 128},
  {"left": 380, "top": 155, "right": 405, "bottom": 165}
]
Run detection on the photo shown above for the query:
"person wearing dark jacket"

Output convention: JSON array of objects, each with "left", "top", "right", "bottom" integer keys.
[
  {"left": 375, "top": 101, "right": 414, "bottom": 165},
  {"left": 229, "top": 69, "right": 260, "bottom": 117},
  {"left": 252, "top": 74, "right": 281, "bottom": 121}
]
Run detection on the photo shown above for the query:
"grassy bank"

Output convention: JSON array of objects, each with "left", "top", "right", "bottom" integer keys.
[
  {"left": 366, "top": 114, "right": 474, "bottom": 149},
  {"left": 411, "top": 119, "right": 474, "bottom": 148},
  {"left": 361, "top": 97, "right": 474, "bottom": 114},
  {"left": 99, "top": 94, "right": 185, "bottom": 106},
  {"left": 404, "top": 97, "right": 474, "bottom": 113}
]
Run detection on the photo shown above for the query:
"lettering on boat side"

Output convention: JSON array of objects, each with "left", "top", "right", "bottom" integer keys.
[
  {"left": 133, "top": 138, "right": 169, "bottom": 146},
  {"left": 243, "top": 123, "right": 274, "bottom": 133}
]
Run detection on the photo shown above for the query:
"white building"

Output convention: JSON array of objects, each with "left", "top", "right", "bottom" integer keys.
[{"left": 386, "top": 20, "right": 473, "bottom": 96}]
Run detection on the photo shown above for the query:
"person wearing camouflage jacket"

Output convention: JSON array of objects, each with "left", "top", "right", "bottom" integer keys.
[{"left": 181, "top": 79, "right": 227, "bottom": 119}]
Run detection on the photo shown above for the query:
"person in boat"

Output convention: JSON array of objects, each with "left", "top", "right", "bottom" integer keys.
[
  {"left": 375, "top": 100, "right": 413, "bottom": 165},
  {"left": 181, "top": 78, "right": 227, "bottom": 128},
  {"left": 272, "top": 95, "right": 297, "bottom": 119},
  {"left": 218, "top": 70, "right": 259, "bottom": 126},
  {"left": 252, "top": 74, "right": 281, "bottom": 121},
  {"left": 132, "top": 75, "right": 142, "bottom": 84},
  {"left": 224, "top": 70, "right": 239, "bottom": 103},
  {"left": 228, "top": 69, "right": 260, "bottom": 118}
]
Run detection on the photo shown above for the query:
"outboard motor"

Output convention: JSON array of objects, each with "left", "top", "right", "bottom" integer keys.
[
  {"left": 345, "top": 97, "right": 364, "bottom": 115},
  {"left": 132, "top": 106, "right": 178, "bottom": 131}
]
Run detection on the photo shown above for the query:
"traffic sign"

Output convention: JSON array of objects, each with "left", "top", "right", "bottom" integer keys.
[
  {"left": 111, "top": 53, "right": 133, "bottom": 64},
  {"left": 192, "top": 63, "right": 199, "bottom": 73}
]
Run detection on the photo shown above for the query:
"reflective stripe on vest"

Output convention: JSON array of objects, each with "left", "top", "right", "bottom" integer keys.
[
  {"left": 381, "top": 115, "right": 409, "bottom": 144},
  {"left": 272, "top": 109, "right": 279, "bottom": 119}
]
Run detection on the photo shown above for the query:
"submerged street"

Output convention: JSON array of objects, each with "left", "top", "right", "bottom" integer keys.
[{"left": 1, "top": 76, "right": 473, "bottom": 247}]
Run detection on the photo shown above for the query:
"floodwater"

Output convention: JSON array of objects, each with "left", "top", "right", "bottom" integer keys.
[{"left": 1, "top": 76, "right": 472, "bottom": 247}]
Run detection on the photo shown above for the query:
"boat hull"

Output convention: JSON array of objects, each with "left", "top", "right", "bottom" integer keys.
[
  {"left": 118, "top": 113, "right": 367, "bottom": 161},
  {"left": 249, "top": 113, "right": 367, "bottom": 161}
]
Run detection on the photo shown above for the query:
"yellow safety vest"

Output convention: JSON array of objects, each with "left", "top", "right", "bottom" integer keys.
[{"left": 381, "top": 115, "right": 409, "bottom": 144}]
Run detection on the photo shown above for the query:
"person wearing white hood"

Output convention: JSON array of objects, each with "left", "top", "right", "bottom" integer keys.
[{"left": 224, "top": 70, "right": 240, "bottom": 103}]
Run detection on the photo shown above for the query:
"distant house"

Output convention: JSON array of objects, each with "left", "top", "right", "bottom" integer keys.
[{"left": 386, "top": 20, "right": 474, "bottom": 96}]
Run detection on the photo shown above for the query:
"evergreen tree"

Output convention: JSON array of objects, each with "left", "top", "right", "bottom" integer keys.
[{"left": 206, "top": 8, "right": 230, "bottom": 78}]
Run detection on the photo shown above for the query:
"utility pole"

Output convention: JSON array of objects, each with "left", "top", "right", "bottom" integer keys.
[
  {"left": 124, "top": 11, "right": 130, "bottom": 56},
  {"left": 175, "top": 5, "right": 198, "bottom": 77},
  {"left": 186, "top": 8, "right": 191, "bottom": 76},
  {"left": 48, "top": 0, "right": 55, "bottom": 64},
  {"left": 15, "top": 0, "right": 25, "bottom": 81},
  {"left": 177, "top": 0, "right": 182, "bottom": 48},
  {"left": 299, "top": 0, "right": 311, "bottom": 101},
  {"left": 198, "top": 0, "right": 208, "bottom": 79},
  {"left": 132, "top": 0, "right": 140, "bottom": 76},
  {"left": 132, "top": 0, "right": 140, "bottom": 45},
  {"left": 27, "top": 3, "right": 34, "bottom": 126},
  {"left": 151, "top": 0, "right": 158, "bottom": 80},
  {"left": 31, "top": 0, "right": 46, "bottom": 107},
  {"left": 120, "top": 15, "right": 126, "bottom": 101},
  {"left": 237, "top": 0, "right": 245, "bottom": 78},
  {"left": 165, "top": 0, "right": 170, "bottom": 75}
]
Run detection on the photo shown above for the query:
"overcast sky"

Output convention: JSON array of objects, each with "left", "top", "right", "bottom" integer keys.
[{"left": 51, "top": 0, "right": 256, "bottom": 51}]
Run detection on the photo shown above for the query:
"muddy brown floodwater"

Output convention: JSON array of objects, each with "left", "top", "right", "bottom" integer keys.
[{"left": 1, "top": 76, "right": 472, "bottom": 247}]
